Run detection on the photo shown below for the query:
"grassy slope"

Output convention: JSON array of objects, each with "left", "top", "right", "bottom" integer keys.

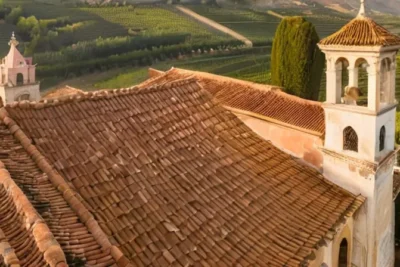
[
  {"left": 186, "top": 6, "right": 280, "bottom": 43},
  {"left": 41, "top": 51, "right": 270, "bottom": 92},
  {"left": 80, "top": 6, "right": 231, "bottom": 42}
]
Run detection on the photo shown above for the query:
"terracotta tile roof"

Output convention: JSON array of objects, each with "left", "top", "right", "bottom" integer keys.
[
  {"left": 148, "top": 68, "right": 165, "bottom": 78},
  {"left": 0, "top": 120, "right": 120, "bottom": 266},
  {"left": 140, "top": 68, "right": 325, "bottom": 135},
  {"left": 42, "top": 86, "right": 84, "bottom": 100},
  {"left": 0, "top": 78, "right": 364, "bottom": 266},
  {"left": 394, "top": 169, "right": 400, "bottom": 200},
  {"left": 319, "top": 16, "right": 400, "bottom": 47},
  {"left": 0, "top": 160, "right": 67, "bottom": 267}
]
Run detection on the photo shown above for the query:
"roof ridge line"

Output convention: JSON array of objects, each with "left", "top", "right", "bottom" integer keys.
[
  {"left": 171, "top": 67, "right": 282, "bottom": 92},
  {"left": 0, "top": 108, "right": 133, "bottom": 267},
  {"left": 6, "top": 77, "right": 200, "bottom": 110},
  {"left": 0, "top": 160, "right": 67, "bottom": 267},
  {"left": 224, "top": 105, "right": 324, "bottom": 136}
]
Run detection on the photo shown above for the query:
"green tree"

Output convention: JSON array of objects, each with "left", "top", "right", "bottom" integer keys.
[
  {"left": 5, "top": 6, "right": 22, "bottom": 24},
  {"left": 17, "top": 16, "right": 40, "bottom": 40},
  {"left": 271, "top": 16, "right": 324, "bottom": 100}
]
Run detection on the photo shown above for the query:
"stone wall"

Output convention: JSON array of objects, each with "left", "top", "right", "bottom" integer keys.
[{"left": 234, "top": 112, "right": 324, "bottom": 169}]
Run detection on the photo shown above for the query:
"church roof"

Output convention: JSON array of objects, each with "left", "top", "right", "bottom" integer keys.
[
  {"left": 0, "top": 78, "right": 364, "bottom": 266},
  {"left": 140, "top": 68, "right": 325, "bottom": 135},
  {"left": 319, "top": 1, "right": 400, "bottom": 47}
]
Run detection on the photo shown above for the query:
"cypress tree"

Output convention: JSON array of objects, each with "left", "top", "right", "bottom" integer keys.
[{"left": 271, "top": 16, "right": 324, "bottom": 100}]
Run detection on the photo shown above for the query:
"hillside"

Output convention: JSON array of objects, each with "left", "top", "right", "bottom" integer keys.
[{"left": 256, "top": 0, "right": 400, "bottom": 15}]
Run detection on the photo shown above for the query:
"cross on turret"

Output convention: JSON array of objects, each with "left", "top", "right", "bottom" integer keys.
[{"left": 8, "top": 32, "right": 19, "bottom": 47}]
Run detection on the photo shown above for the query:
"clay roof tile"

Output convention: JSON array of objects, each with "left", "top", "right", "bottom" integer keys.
[
  {"left": 0, "top": 78, "right": 364, "bottom": 266},
  {"left": 319, "top": 16, "right": 400, "bottom": 47},
  {"left": 140, "top": 68, "right": 325, "bottom": 135}
]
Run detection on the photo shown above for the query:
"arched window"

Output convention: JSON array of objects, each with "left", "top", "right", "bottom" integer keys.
[
  {"left": 15, "top": 93, "right": 30, "bottom": 102},
  {"left": 16, "top": 73, "right": 23, "bottom": 85},
  {"left": 379, "top": 126, "right": 386, "bottom": 152},
  {"left": 335, "top": 58, "right": 349, "bottom": 95},
  {"left": 338, "top": 238, "right": 348, "bottom": 267},
  {"left": 343, "top": 126, "right": 358, "bottom": 152},
  {"left": 355, "top": 58, "right": 369, "bottom": 106}
]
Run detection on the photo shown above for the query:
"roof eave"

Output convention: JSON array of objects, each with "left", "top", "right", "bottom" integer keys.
[{"left": 318, "top": 43, "right": 400, "bottom": 53}]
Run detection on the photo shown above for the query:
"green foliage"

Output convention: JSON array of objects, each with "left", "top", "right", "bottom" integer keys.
[
  {"left": 5, "top": 6, "right": 22, "bottom": 24},
  {"left": 17, "top": 16, "right": 40, "bottom": 40},
  {"left": 271, "top": 16, "right": 324, "bottom": 100},
  {"left": 37, "top": 40, "right": 243, "bottom": 77},
  {"left": 396, "top": 112, "right": 400, "bottom": 145},
  {"left": 34, "top": 34, "right": 189, "bottom": 65},
  {"left": 79, "top": 6, "right": 230, "bottom": 43},
  {"left": 94, "top": 51, "right": 270, "bottom": 89}
]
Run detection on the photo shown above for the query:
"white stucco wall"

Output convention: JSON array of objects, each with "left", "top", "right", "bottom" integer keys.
[
  {"left": 234, "top": 113, "right": 324, "bottom": 169},
  {"left": 375, "top": 169, "right": 395, "bottom": 267},
  {"left": 324, "top": 105, "right": 396, "bottom": 163},
  {"left": 3, "top": 83, "right": 40, "bottom": 104}
]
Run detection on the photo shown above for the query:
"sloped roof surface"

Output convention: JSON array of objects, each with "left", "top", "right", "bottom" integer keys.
[
  {"left": 140, "top": 68, "right": 325, "bottom": 135},
  {"left": 0, "top": 160, "right": 66, "bottom": 267},
  {"left": 2, "top": 78, "right": 364, "bottom": 266},
  {"left": 319, "top": 16, "right": 400, "bottom": 47},
  {"left": 0, "top": 120, "right": 117, "bottom": 266}
]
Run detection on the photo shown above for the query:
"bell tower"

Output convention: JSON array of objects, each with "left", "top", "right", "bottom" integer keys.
[
  {"left": 0, "top": 33, "right": 40, "bottom": 104},
  {"left": 318, "top": 1, "right": 400, "bottom": 266}
]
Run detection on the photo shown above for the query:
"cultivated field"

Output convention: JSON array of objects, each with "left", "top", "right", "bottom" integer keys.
[
  {"left": 186, "top": 6, "right": 280, "bottom": 44},
  {"left": 42, "top": 50, "right": 270, "bottom": 91},
  {"left": 80, "top": 6, "right": 231, "bottom": 43}
]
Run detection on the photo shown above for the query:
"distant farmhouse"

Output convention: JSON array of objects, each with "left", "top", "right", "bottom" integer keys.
[{"left": 0, "top": 1, "right": 399, "bottom": 267}]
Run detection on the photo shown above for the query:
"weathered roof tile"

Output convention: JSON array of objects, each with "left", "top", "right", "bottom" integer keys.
[
  {"left": 0, "top": 78, "right": 364, "bottom": 266},
  {"left": 319, "top": 16, "right": 400, "bottom": 47},
  {"left": 140, "top": 68, "right": 325, "bottom": 135}
]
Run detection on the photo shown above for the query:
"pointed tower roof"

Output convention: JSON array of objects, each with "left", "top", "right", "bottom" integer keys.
[
  {"left": 319, "top": 0, "right": 400, "bottom": 47},
  {"left": 5, "top": 32, "right": 26, "bottom": 68}
]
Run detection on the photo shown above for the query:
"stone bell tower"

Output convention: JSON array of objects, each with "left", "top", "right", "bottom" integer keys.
[
  {"left": 318, "top": 1, "right": 400, "bottom": 266},
  {"left": 0, "top": 33, "right": 40, "bottom": 104},
  {"left": 319, "top": 0, "right": 400, "bottom": 267}
]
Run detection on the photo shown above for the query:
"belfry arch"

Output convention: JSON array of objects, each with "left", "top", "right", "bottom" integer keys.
[{"left": 380, "top": 57, "right": 392, "bottom": 104}]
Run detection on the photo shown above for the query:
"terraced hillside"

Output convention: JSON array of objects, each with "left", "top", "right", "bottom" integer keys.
[
  {"left": 185, "top": 6, "right": 281, "bottom": 44},
  {"left": 80, "top": 6, "right": 232, "bottom": 43},
  {"left": 93, "top": 50, "right": 271, "bottom": 89}
]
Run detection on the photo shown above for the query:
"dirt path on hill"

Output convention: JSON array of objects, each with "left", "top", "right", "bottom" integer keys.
[
  {"left": 267, "top": 10, "right": 284, "bottom": 19},
  {"left": 176, "top": 6, "right": 253, "bottom": 48}
]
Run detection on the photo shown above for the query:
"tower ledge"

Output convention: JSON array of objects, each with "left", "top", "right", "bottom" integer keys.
[{"left": 322, "top": 102, "right": 397, "bottom": 116}]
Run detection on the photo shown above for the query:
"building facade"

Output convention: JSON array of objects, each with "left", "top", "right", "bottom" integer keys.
[{"left": 0, "top": 33, "right": 40, "bottom": 104}]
